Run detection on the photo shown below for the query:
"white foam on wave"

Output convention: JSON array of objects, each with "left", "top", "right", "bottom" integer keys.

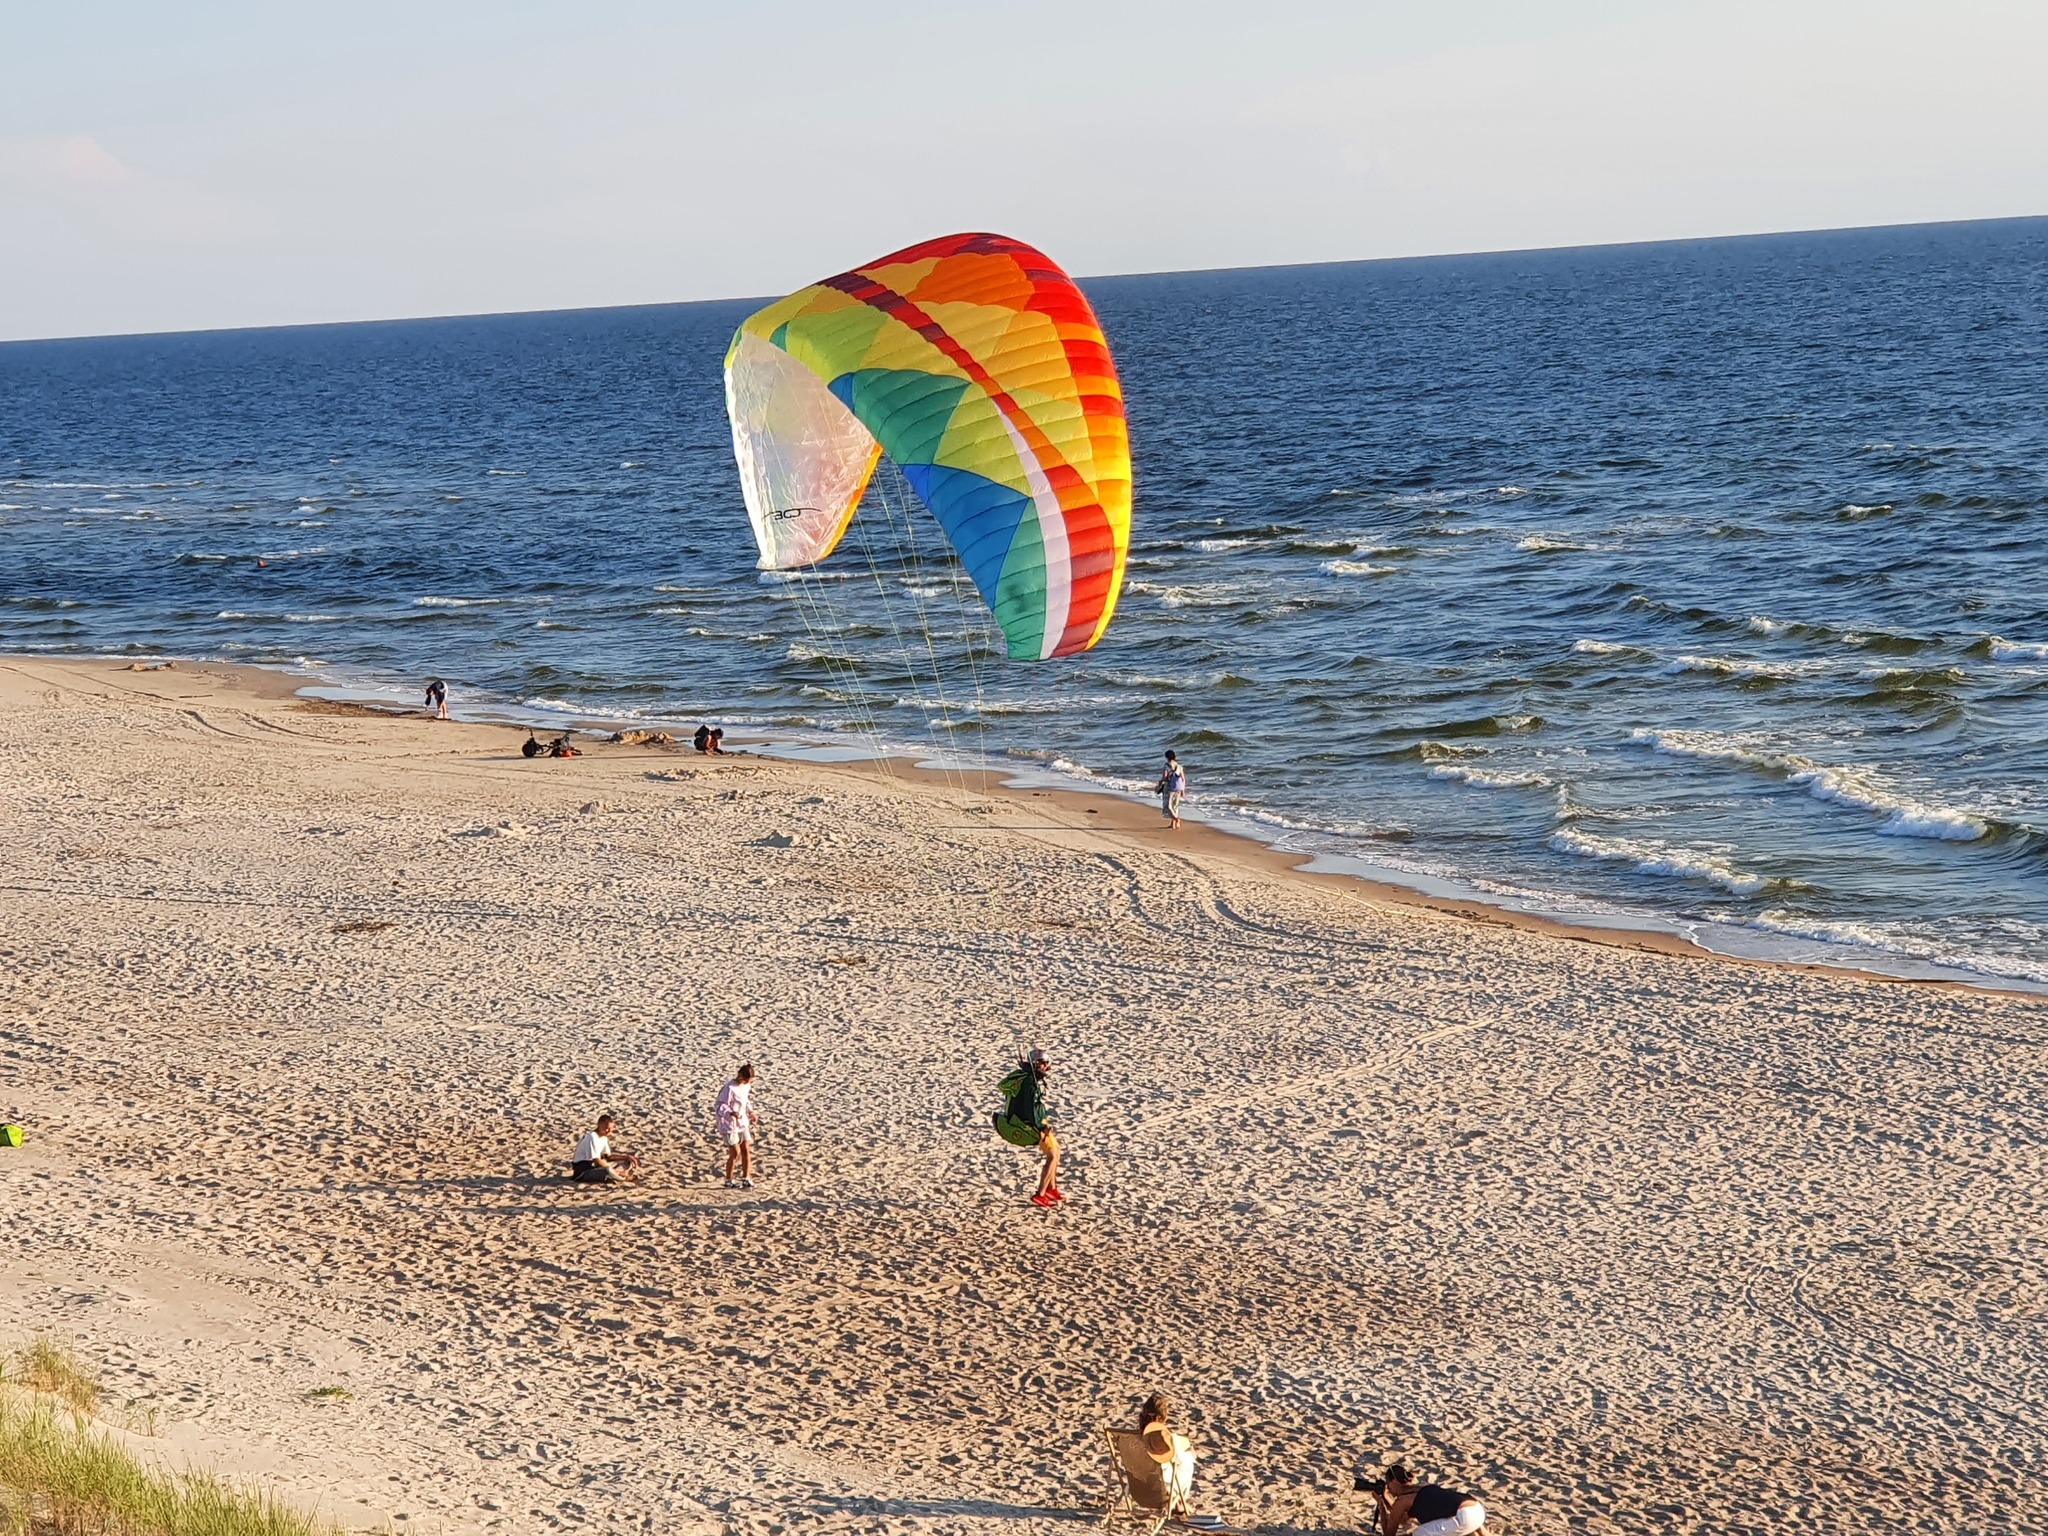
[
  {"left": 413, "top": 596, "right": 502, "bottom": 608},
  {"left": 1549, "top": 825, "right": 1766, "bottom": 894},
  {"left": 1662, "top": 653, "right": 1826, "bottom": 681},
  {"left": 212, "top": 606, "right": 335, "bottom": 623},
  {"left": 1572, "top": 638, "right": 1636, "bottom": 656},
  {"left": 1430, "top": 763, "right": 1550, "bottom": 790},
  {"left": 1194, "top": 537, "right": 1258, "bottom": 552},
  {"left": 1746, "top": 615, "right": 1790, "bottom": 637},
  {"left": 1789, "top": 762, "right": 1985, "bottom": 840},
  {"left": 1128, "top": 581, "right": 1242, "bottom": 607},
  {"left": 1988, "top": 636, "right": 2048, "bottom": 661},
  {"left": 1320, "top": 559, "right": 1394, "bottom": 577},
  {"left": 1516, "top": 534, "right": 1585, "bottom": 553},
  {"left": 786, "top": 641, "right": 856, "bottom": 665},
  {"left": 1629, "top": 727, "right": 1988, "bottom": 840},
  {"left": 757, "top": 567, "right": 853, "bottom": 584},
  {"left": 1721, "top": 909, "right": 1914, "bottom": 954}
]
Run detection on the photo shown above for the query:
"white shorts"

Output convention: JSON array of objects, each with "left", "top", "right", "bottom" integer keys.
[
  {"left": 1414, "top": 1502, "right": 1485, "bottom": 1536},
  {"left": 722, "top": 1127, "right": 752, "bottom": 1147}
]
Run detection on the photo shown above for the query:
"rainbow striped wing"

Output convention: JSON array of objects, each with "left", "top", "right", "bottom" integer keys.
[{"left": 724, "top": 233, "right": 1131, "bottom": 660}]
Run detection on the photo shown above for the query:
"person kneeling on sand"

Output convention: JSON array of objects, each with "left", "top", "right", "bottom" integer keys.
[
  {"left": 714, "top": 1064, "right": 759, "bottom": 1188},
  {"left": 1137, "top": 1393, "right": 1198, "bottom": 1507},
  {"left": 572, "top": 1113, "right": 640, "bottom": 1184},
  {"left": 1371, "top": 1464, "right": 1487, "bottom": 1536}
]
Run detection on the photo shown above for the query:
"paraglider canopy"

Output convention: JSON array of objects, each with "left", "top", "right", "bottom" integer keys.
[{"left": 724, "top": 233, "right": 1131, "bottom": 660}]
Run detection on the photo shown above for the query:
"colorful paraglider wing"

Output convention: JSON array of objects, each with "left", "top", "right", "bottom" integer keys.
[{"left": 723, "top": 232, "right": 1131, "bottom": 660}]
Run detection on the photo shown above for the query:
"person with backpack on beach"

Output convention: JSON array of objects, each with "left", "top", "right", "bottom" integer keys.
[{"left": 994, "top": 1048, "right": 1062, "bottom": 1207}]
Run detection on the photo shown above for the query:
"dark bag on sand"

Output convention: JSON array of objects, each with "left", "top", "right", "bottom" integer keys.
[{"left": 992, "top": 1065, "right": 1044, "bottom": 1147}]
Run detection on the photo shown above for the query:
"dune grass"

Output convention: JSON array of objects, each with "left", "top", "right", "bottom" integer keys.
[
  {"left": 11, "top": 1340, "right": 99, "bottom": 1420},
  {"left": 1, "top": 1346, "right": 339, "bottom": 1536}
]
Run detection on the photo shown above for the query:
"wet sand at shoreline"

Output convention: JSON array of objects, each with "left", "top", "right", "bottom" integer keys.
[{"left": 4, "top": 654, "right": 2046, "bottom": 1534}]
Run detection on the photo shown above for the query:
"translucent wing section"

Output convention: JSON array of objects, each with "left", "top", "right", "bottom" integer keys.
[
  {"left": 723, "top": 330, "right": 882, "bottom": 571},
  {"left": 723, "top": 233, "right": 1131, "bottom": 660}
]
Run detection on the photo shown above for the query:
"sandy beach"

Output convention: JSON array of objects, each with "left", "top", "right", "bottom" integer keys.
[{"left": 4, "top": 652, "right": 2047, "bottom": 1535}]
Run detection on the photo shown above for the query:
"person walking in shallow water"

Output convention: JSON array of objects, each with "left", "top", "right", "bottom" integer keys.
[{"left": 1156, "top": 749, "right": 1187, "bottom": 830}]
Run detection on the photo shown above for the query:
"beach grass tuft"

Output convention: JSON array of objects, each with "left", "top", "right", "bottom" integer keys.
[
  {"left": 14, "top": 1339, "right": 99, "bottom": 1419},
  {"left": 0, "top": 1386, "right": 337, "bottom": 1536}
]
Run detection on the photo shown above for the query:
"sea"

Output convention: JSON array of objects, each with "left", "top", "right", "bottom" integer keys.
[{"left": 5, "top": 217, "right": 2045, "bottom": 990}]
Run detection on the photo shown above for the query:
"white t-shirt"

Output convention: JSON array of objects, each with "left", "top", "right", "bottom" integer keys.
[
  {"left": 573, "top": 1130, "right": 610, "bottom": 1164},
  {"left": 714, "top": 1080, "right": 752, "bottom": 1135}
]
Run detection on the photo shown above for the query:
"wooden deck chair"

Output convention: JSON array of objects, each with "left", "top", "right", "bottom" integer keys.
[{"left": 1100, "top": 1426, "right": 1192, "bottom": 1532}]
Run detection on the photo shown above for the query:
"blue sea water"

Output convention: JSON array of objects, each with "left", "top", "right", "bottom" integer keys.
[{"left": 4, "top": 217, "right": 2046, "bottom": 988}]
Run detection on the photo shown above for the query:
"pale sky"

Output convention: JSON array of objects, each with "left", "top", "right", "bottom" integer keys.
[{"left": 3, "top": 0, "right": 2044, "bottom": 341}]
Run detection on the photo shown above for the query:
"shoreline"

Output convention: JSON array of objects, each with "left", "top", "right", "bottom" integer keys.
[{"left": 43, "top": 649, "right": 2031, "bottom": 1002}]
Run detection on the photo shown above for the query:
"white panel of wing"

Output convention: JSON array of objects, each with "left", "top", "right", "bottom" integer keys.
[{"left": 724, "top": 331, "right": 880, "bottom": 570}]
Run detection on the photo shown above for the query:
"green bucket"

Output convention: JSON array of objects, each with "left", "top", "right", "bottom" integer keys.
[{"left": 1, "top": 1125, "right": 23, "bottom": 1148}]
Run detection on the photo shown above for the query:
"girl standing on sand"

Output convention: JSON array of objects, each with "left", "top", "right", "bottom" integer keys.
[{"left": 715, "top": 1064, "right": 759, "bottom": 1189}]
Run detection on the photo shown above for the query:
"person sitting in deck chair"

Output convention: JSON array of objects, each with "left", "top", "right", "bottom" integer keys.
[{"left": 1137, "top": 1393, "right": 1197, "bottom": 1507}]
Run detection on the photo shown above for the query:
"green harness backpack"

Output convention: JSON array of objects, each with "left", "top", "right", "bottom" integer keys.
[{"left": 992, "top": 1064, "right": 1044, "bottom": 1148}]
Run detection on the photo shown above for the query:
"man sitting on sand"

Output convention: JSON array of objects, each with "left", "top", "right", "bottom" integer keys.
[
  {"left": 571, "top": 1113, "right": 641, "bottom": 1184},
  {"left": 1372, "top": 1464, "right": 1487, "bottom": 1536}
]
